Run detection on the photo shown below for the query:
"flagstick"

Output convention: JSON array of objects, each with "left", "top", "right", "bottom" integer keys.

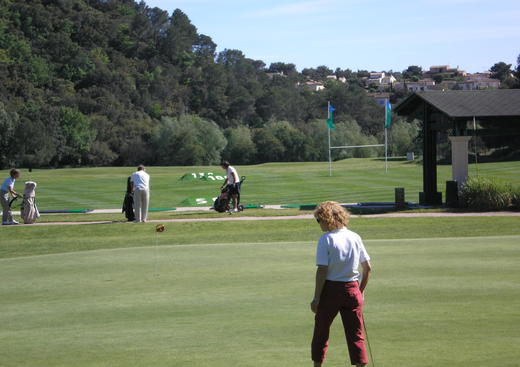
[
  {"left": 328, "top": 126, "right": 332, "bottom": 176},
  {"left": 328, "top": 101, "right": 332, "bottom": 176},
  {"left": 473, "top": 116, "right": 478, "bottom": 177},
  {"left": 384, "top": 127, "right": 388, "bottom": 173},
  {"left": 384, "top": 100, "right": 389, "bottom": 173}
]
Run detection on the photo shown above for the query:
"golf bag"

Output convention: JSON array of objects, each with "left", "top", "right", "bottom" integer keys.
[
  {"left": 122, "top": 176, "right": 135, "bottom": 222},
  {"left": 20, "top": 181, "right": 40, "bottom": 224},
  {"left": 213, "top": 176, "right": 246, "bottom": 213}
]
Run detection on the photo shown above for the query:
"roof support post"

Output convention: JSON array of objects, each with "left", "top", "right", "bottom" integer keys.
[
  {"left": 448, "top": 135, "right": 472, "bottom": 188},
  {"left": 420, "top": 103, "right": 443, "bottom": 205}
]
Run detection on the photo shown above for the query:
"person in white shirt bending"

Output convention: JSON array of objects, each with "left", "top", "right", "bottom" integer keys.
[
  {"left": 130, "top": 165, "right": 150, "bottom": 223},
  {"left": 220, "top": 161, "right": 239, "bottom": 213},
  {"left": 1, "top": 168, "right": 21, "bottom": 225}
]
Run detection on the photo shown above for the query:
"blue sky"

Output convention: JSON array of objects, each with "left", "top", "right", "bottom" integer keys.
[{"left": 144, "top": 0, "right": 520, "bottom": 73}]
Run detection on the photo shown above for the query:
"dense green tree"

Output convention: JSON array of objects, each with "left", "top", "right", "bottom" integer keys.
[
  {"left": 252, "top": 126, "right": 285, "bottom": 163},
  {"left": 253, "top": 121, "right": 311, "bottom": 162},
  {"left": 160, "top": 8, "right": 198, "bottom": 65},
  {"left": 0, "top": 102, "right": 18, "bottom": 169},
  {"left": 330, "top": 120, "right": 380, "bottom": 160},
  {"left": 268, "top": 62, "right": 296, "bottom": 75},
  {"left": 151, "top": 115, "right": 226, "bottom": 165},
  {"left": 490, "top": 61, "right": 512, "bottom": 83},
  {"left": 15, "top": 104, "right": 61, "bottom": 168},
  {"left": 402, "top": 65, "right": 423, "bottom": 80},
  {"left": 57, "top": 107, "right": 94, "bottom": 164},
  {"left": 222, "top": 126, "right": 256, "bottom": 164},
  {"left": 388, "top": 119, "right": 421, "bottom": 156},
  {"left": 302, "top": 65, "right": 333, "bottom": 80},
  {"left": 515, "top": 54, "right": 520, "bottom": 87}
]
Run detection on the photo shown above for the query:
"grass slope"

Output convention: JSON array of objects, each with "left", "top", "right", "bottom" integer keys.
[{"left": 2, "top": 159, "right": 519, "bottom": 210}]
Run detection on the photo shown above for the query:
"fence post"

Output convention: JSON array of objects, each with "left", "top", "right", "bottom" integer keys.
[{"left": 395, "top": 187, "right": 405, "bottom": 209}]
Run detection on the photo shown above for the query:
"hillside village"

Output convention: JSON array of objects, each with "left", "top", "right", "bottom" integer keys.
[{"left": 295, "top": 64, "right": 502, "bottom": 104}]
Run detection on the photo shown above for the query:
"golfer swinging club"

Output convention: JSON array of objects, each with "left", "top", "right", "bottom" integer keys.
[
  {"left": 311, "top": 201, "right": 372, "bottom": 367},
  {"left": 220, "top": 161, "right": 240, "bottom": 213}
]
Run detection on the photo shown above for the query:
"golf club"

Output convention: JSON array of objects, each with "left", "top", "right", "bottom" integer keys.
[{"left": 363, "top": 313, "right": 375, "bottom": 367}]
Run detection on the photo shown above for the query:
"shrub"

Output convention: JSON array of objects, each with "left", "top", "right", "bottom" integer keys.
[
  {"left": 460, "top": 177, "right": 513, "bottom": 211},
  {"left": 511, "top": 187, "right": 520, "bottom": 210}
]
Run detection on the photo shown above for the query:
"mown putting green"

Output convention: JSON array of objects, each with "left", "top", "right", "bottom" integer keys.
[
  {"left": 2, "top": 159, "right": 519, "bottom": 210},
  {"left": 1, "top": 231, "right": 518, "bottom": 366}
]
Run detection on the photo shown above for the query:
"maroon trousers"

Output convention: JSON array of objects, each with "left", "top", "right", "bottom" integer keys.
[{"left": 311, "top": 280, "right": 368, "bottom": 365}]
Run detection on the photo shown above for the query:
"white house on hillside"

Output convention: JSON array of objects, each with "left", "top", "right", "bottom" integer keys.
[
  {"left": 302, "top": 81, "right": 325, "bottom": 91},
  {"left": 453, "top": 78, "right": 500, "bottom": 90},
  {"left": 364, "top": 72, "right": 396, "bottom": 89},
  {"left": 465, "top": 72, "right": 492, "bottom": 82},
  {"left": 325, "top": 75, "right": 347, "bottom": 83},
  {"left": 394, "top": 79, "right": 437, "bottom": 92}
]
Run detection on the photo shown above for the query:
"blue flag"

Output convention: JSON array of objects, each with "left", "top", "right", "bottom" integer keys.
[
  {"left": 385, "top": 100, "right": 392, "bottom": 128},
  {"left": 327, "top": 104, "right": 336, "bottom": 130}
]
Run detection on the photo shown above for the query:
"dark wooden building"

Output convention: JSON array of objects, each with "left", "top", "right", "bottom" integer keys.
[{"left": 394, "top": 90, "right": 520, "bottom": 205}]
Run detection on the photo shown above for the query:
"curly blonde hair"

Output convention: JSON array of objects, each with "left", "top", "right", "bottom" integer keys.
[{"left": 314, "top": 201, "right": 350, "bottom": 231}]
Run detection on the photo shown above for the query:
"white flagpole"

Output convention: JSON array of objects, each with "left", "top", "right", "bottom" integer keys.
[
  {"left": 385, "top": 100, "right": 388, "bottom": 173},
  {"left": 328, "top": 101, "right": 332, "bottom": 176},
  {"left": 385, "top": 127, "right": 388, "bottom": 173},
  {"left": 473, "top": 116, "right": 478, "bottom": 176}
]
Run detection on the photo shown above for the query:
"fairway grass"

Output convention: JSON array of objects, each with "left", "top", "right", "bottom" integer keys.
[
  {"left": 2, "top": 159, "right": 519, "bottom": 210},
  {"left": 1, "top": 236, "right": 519, "bottom": 366},
  {"left": 1, "top": 216, "right": 520, "bottom": 259},
  {"left": 2, "top": 159, "right": 519, "bottom": 366}
]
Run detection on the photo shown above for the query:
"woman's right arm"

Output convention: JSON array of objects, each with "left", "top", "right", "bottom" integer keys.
[
  {"left": 8, "top": 184, "right": 18, "bottom": 197},
  {"left": 359, "top": 260, "right": 372, "bottom": 293}
]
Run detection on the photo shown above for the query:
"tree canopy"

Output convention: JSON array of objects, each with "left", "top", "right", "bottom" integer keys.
[{"left": 0, "top": 0, "right": 517, "bottom": 168}]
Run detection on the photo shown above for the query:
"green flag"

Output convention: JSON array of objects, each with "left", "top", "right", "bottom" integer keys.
[
  {"left": 385, "top": 100, "right": 392, "bottom": 128},
  {"left": 327, "top": 104, "right": 336, "bottom": 130}
]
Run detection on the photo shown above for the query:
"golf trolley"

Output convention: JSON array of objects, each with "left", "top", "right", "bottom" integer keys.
[
  {"left": 212, "top": 176, "right": 246, "bottom": 213},
  {"left": 7, "top": 181, "right": 40, "bottom": 224}
]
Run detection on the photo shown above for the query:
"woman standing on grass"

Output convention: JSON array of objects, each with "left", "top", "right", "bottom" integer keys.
[{"left": 310, "top": 201, "right": 372, "bottom": 367}]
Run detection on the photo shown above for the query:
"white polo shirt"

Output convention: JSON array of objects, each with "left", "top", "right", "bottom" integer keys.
[
  {"left": 131, "top": 170, "right": 150, "bottom": 191},
  {"left": 226, "top": 166, "right": 238, "bottom": 185},
  {"left": 316, "top": 227, "right": 370, "bottom": 282}
]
